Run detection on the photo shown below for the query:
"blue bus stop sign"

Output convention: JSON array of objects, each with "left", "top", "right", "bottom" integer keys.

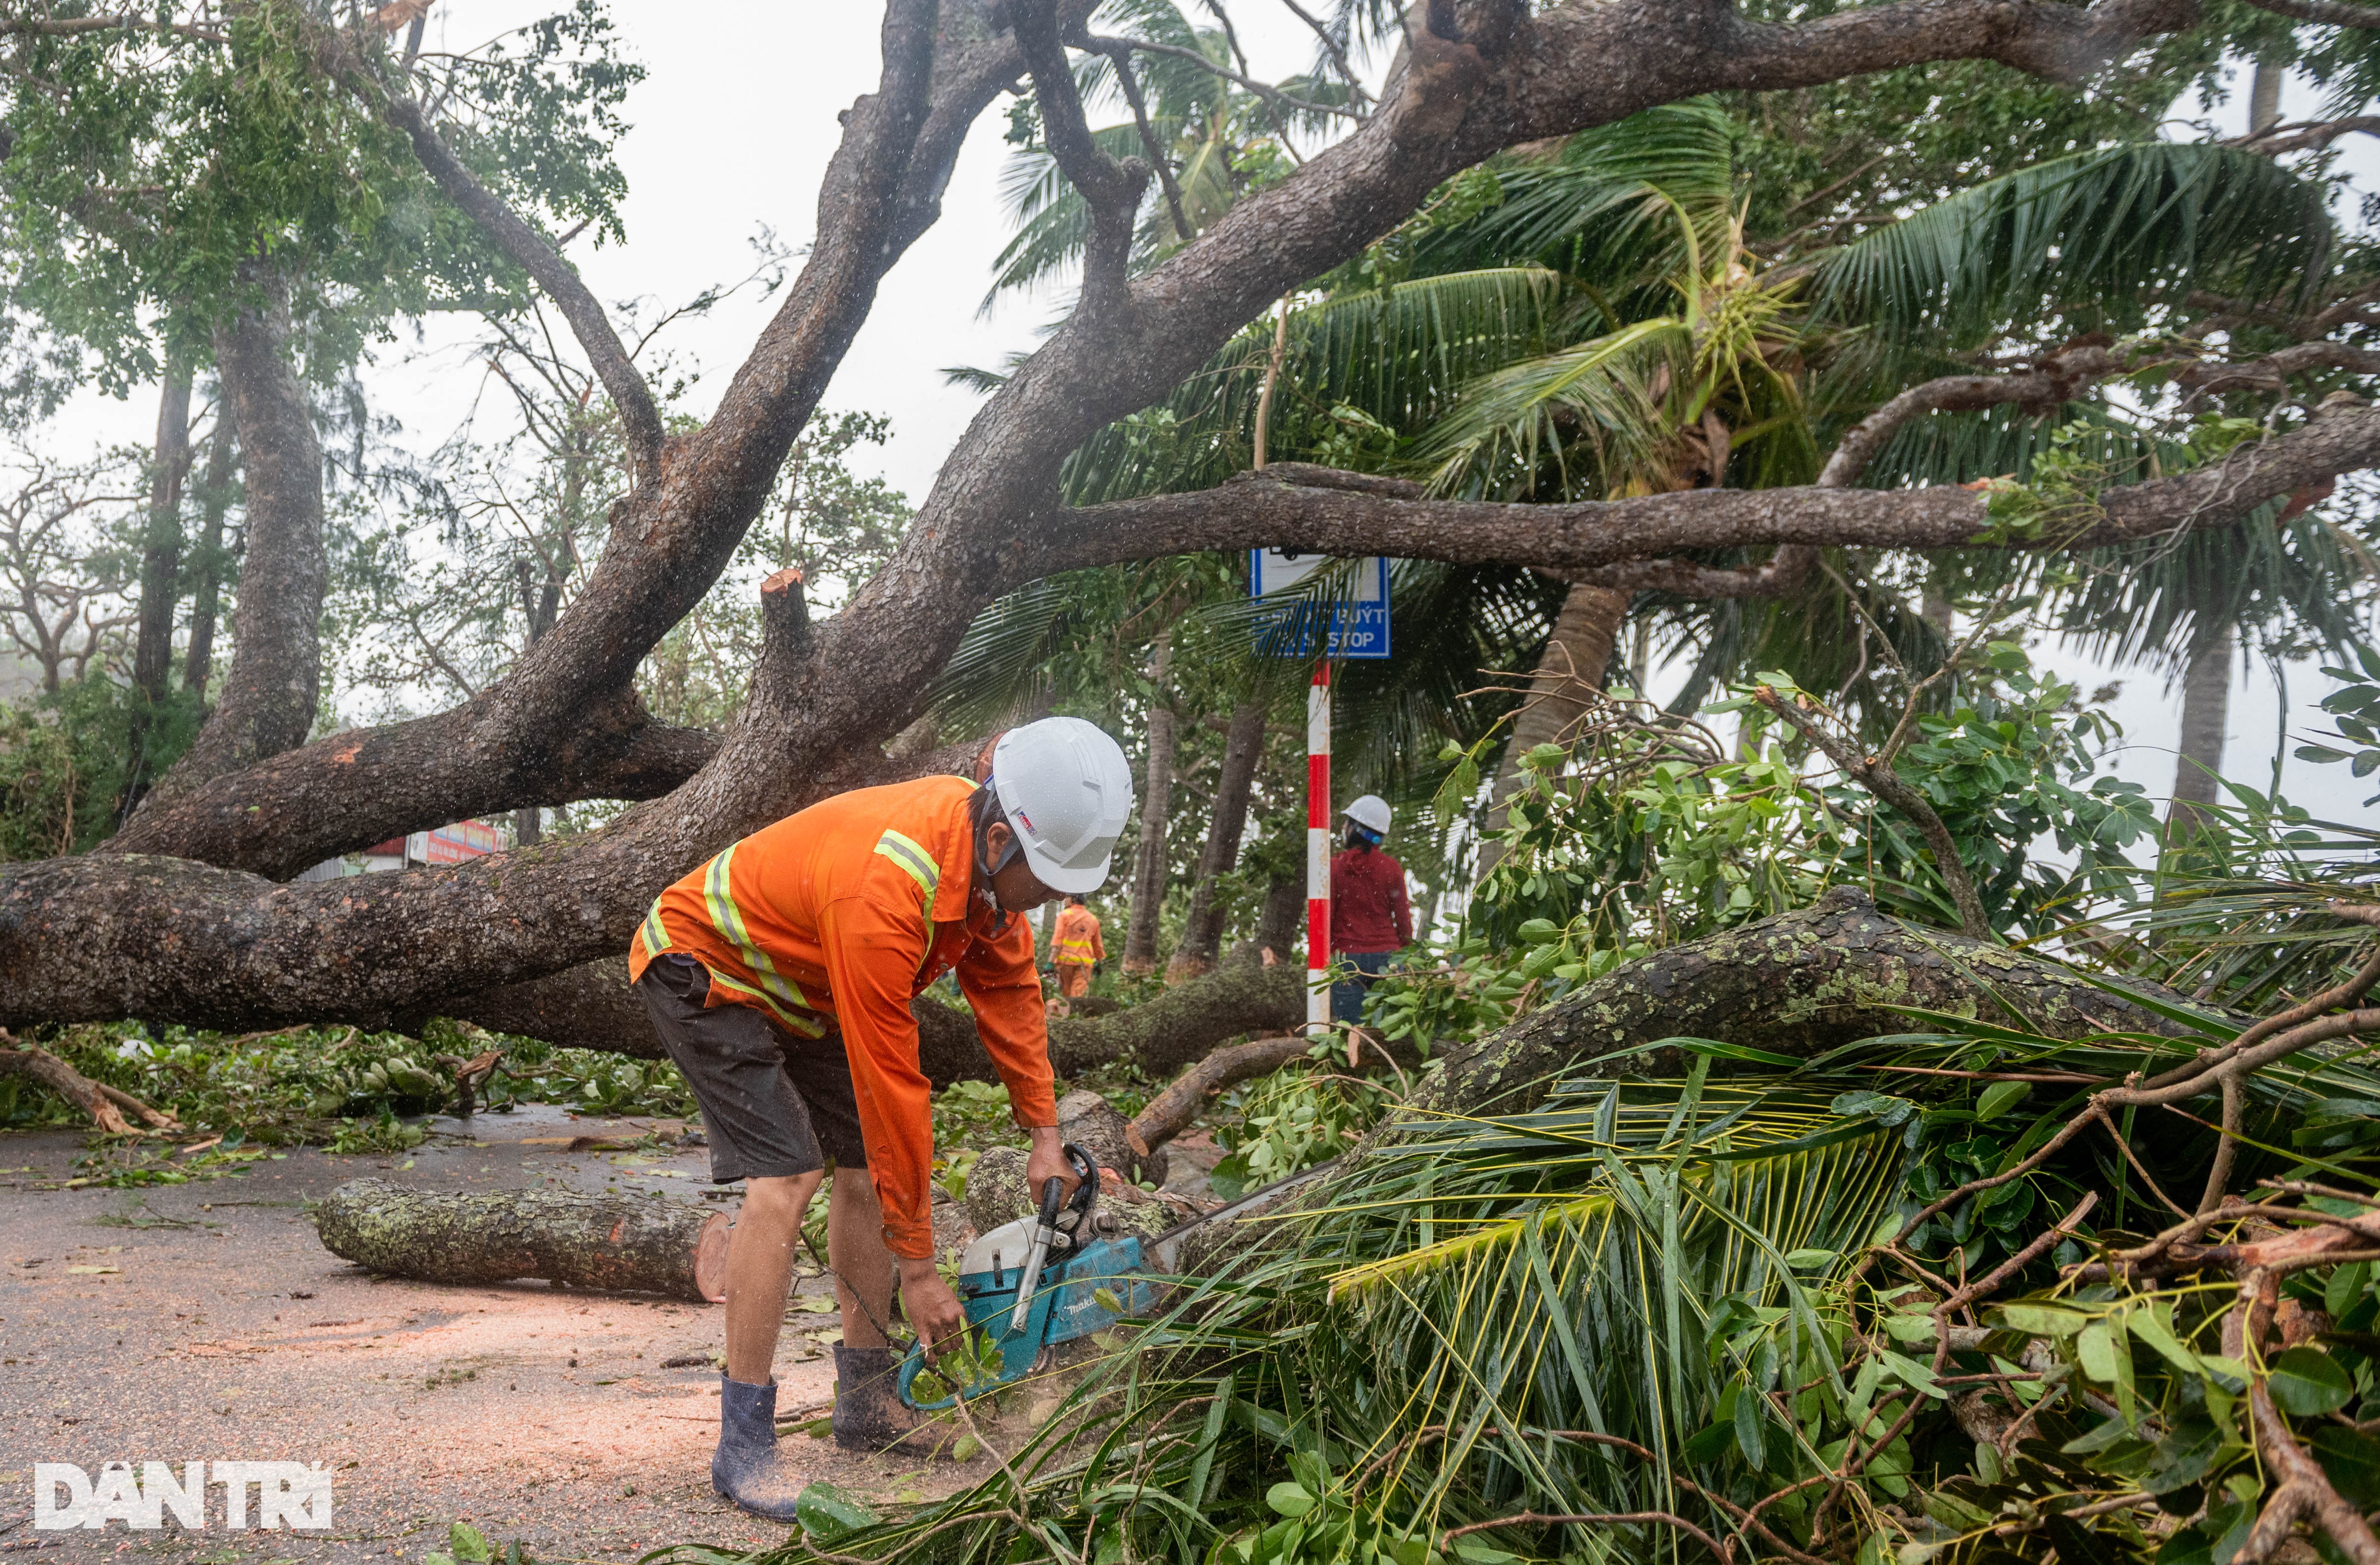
[{"left": 1248, "top": 551, "right": 1390, "bottom": 659}]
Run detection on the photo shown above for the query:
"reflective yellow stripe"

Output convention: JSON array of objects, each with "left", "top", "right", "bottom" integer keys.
[
  {"left": 704, "top": 966, "right": 826, "bottom": 1038},
  {"left": 699, "top": 842, "right": 824, "bottom": 1033},
  {"left": 873, "top": 829, "right": 938, "bottom": 903},
  {"left": 639, "top": 898, "right": 669, "bottom": 960},
  {"left": 874, "top": 828, "right": 943, "bottom": 980}
]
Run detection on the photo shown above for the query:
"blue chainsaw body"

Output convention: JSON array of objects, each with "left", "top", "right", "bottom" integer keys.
[{"left": 896, "top": 1230, "right": 1163, "bottom": 1410}]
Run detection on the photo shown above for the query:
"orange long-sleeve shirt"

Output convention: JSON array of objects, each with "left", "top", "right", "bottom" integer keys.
[
  {"left": 627, "top": 775, "right": 1057, "bottom": 1259},
  {"left": 1050, "top": 904, "right": 1104, "bottom": 966}
]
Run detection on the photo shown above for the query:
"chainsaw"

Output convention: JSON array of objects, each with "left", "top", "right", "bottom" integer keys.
[{"left": 895, "top": 1143, "right": 1334, "bottom": 1410}]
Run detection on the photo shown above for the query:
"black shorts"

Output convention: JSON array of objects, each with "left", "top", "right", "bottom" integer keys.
[{"left": 636, "top": 955, "right": 868, "bottom": 1184}]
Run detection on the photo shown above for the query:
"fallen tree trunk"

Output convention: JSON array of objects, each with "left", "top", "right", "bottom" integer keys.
[
  {"left": 914, "top": 960, "right": 1302, "bottom": 1085},
  {"left": 1412, "top": 885, "right": 2230, "bottom": 1123},
  {"left": 1128, "top": 1032, "right": 1311, "bottom": 1156},
  {"left": 438, "top": 956, "right": 1300, "bottom": 1101},
  {"left": 1176, "top": 889, "right": 2232, "bottom": 1274},
  {"left": 313, "top": 1177, "right": 728, "bottom": 1302}
]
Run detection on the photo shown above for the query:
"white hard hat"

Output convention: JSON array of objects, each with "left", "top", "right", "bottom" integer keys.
[
  {"left": 1344, "top": 794, "right": 1391, "bottom": 834},
  {"left": 990, "top": 718, "right": 1135, "bottom": 894}
]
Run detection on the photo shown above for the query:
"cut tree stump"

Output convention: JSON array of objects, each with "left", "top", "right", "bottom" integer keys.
[
  {"left": 314, "top": 1177, "right": 728, "bottom": 1302},
  {"left": 0, "top": 1030, "right": 180, "bottom": 1134}
]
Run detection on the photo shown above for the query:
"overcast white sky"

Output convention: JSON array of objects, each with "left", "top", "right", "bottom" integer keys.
[{"left": 31, "top": 3, "right": 2380, "bottom": 827}]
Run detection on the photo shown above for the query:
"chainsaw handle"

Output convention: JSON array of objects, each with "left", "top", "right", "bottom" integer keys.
[
  {"left": 1056, "top": 1141, "right": 1099, "bottom": 1231},
  {"left": 895, "top": 1338, "right": 958, "bottom": 1411}
]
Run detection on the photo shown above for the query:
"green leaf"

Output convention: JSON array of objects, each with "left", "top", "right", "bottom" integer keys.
[
  {"left": 1267, "top": 1482, "right": 1317, "bottom": 1517},
  {"left": 1992, "top": 1303, "right": 2091, "bottom": 1338},
  {"left": 1783, "top": 1248, "right": 1836, "bottom": 1272},
  {"left": 2077, "top": 1320, "right": 2124, "bottom": 1381},
  {"left": 1683, "top": 1416, "right": 1735, "bottom": 1464},
  {"left": 1975, "top": 1080, "right": 2031, "bottom": 1121},
  {"left": 449, "top": 1524, "right": 492, "bottom": 1564},
  {"left": 2269, "top": 1347, "right": 2354, "bottom": 1416},
  {"left": 795, "top": 1482, "right": 881, "bottom": 1542},
  {"left": 1452, "top": 1541, "right": 1525, "bottom": 1563},
  {"left": 1880, "top": 1349, "right": 1947, "bottom": 1400},
  {"left": 2145, "top": 1419, "right": 2225, "bottom": 1495},
  {"left": 1734, "top": 1378, "right": 1769, "bottom": 1468},
  {"left": 2127, "top": 1305, "right": 2205, "bottom": 1376},
  {"left": 2327, "top": 1262, "right": 2369, "bottom": 1322},
  {"left": 2313, "top": 1426, "right": 2380, "bottom": 1507}
]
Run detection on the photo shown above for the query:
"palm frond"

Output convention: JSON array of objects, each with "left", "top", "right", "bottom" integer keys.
[{"left": 1810, "top": 142, "right": 2333, "bottom": 350}]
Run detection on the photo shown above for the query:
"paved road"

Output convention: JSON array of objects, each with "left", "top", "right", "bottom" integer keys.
[{"left": 0, "top": 1104, "right": 995, "bottom": 1563}]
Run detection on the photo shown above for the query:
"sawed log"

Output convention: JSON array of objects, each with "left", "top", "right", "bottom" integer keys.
[{"left": 314, "top": 1177, "right": 728, "bottom": 1303}]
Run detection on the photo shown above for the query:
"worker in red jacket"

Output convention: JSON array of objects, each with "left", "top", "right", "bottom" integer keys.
[{"left": 1330, "top": 793, "right": 1412, "bottom": 1026}]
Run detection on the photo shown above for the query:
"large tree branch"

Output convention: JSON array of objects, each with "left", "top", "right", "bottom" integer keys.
[
  {"left": 11, "top": 0, "right": 2265, "bottom": 1025},
  {"left": 106, "top": 0, "right": 1009, "bottom": 876},
  {"left": 382, "top": 95, "right": 665, "bottom": 481},
  {"left": 298, "top": 13, "right": 664, "bottom": 481},
  {"left": 2237, "top": 0, "right": 2380, "bottom": 28},
  {"left": 1026, "top": 394, "right": 2380, "bottom": 583},
  {"left": 0, "top": 13, "right": 225, "bottom": 43},
  {"left": 1020, "top": 2, "right": 1147, "bottom": 312},
  {"left": 2232, "top": 115, "right": 2380, "bottom": 155},
  {"left": 1819, "top": 346, "right": 2130, "bottom": 489}
]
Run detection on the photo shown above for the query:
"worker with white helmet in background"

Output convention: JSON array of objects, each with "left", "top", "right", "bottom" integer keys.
[
  {"left": 1331, "top": 792, "right": 1413, "bottom": 1026},
  {"left": 629, "top": 716, "right": 1135, "bottom": 1517}
]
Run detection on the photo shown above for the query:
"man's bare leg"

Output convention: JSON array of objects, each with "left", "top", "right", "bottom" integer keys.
[
  {"left": 723, "top": 1170, "right": 822, "bottom": 1385},
  {"left": 827, "top": 1168, "right": 897, "bottom": 1349}
]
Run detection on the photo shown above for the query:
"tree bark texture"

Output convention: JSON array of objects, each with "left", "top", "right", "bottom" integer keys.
[
  {"left": 8, "top": 0, "right": 2324, "bottom": 1032},
  {"left": 135, "top": 264, "right": 325, "bottom": 814},
  {"left": 913, "top": 961, "right": 1303, "bottom": 1088},
  {"left": 313, "top": 1176, "right": 728, "bottom": 1302},
  {"left": 1124, "top": 630, "right": 1176, "bottom": 975},
  {"left": 1128, "top": 1031, "right": 1310, "bottom": 1154},
  {"left": 181, "top": 415, "right": 235, "bottom": 698},
  {"left": 962, "top": 1143, "right": 1189, "bottom": 1245},
  {"left": 1256, "top": 871, "right": 1304, "bottom": 964},
  {"left": 124, "top": 362, "right": 195, "bottom": 820},
  {"left": 2251, "top": 59, "right": 2284, "bottom": 135},
  {"left": 131, "top": 363, "right": 193, "bottom": 710},
  {"left": 1475, "top": 579, "right": 1629, "bottom": 879},
  {"left": 1411, "top": 886, "right": 2231, "bottom": 1124},
  {"left": 2169, "top": 619, "right": 2234, "bottom": 835},
  {"left": 1166, "top": 699, "right": 1266, "bottom": 984}
]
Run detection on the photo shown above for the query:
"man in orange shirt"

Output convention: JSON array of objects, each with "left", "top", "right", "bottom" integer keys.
[
  {"left": 630, "top": 717, "right": 1134, "bottom": 1518},
  {"left": 1048, "top": 892, "right": 1104, "bottom": 998}
]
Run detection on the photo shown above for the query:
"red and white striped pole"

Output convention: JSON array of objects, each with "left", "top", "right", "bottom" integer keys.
[{"left": 1307, "top": 660, "right": 1331, "bottom": 1036}]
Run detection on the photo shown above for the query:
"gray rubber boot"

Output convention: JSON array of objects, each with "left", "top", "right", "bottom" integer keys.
[
  {"left": 712, "top": 1374, "right": 806, "bottom": 1520},
  {"left": 832, "top": 1345, "right": 950, "bottom": 1456}
]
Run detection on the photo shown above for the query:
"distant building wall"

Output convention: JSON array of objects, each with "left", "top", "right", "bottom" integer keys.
[{"left": 301, "top": 819, "right": 510, "bottom": 881}]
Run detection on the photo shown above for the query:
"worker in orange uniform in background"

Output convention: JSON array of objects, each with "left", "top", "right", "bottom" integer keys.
[
  {"left": 1049, "top": 892, "right": 1105, "bottom": 998},
  {"left": 628, "top": 718, "right": 1135, "bottom": 1520}
]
